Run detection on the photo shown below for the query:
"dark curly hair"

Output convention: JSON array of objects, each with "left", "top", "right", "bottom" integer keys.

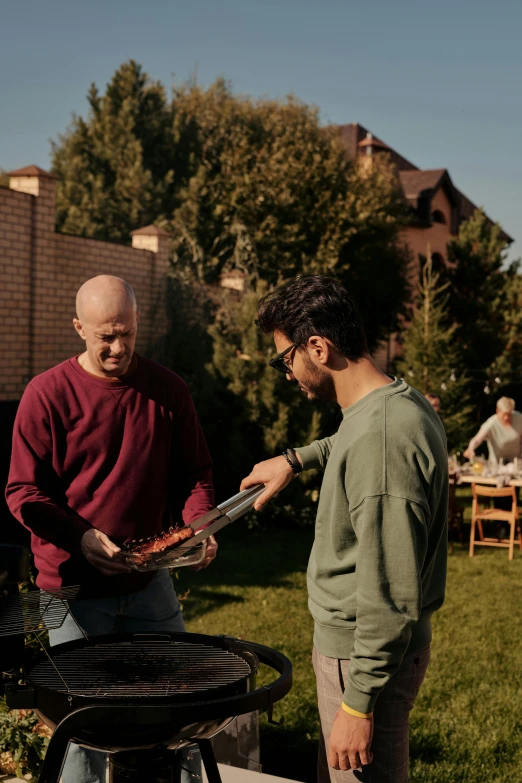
[{"left": 256, "top": 275, "right": 368, "bottom": 361}]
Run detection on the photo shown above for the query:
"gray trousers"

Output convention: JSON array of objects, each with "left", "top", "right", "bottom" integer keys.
[
  {"left": 48, "top": 570, "right": 200, "bottom": 783},
  {"left": 313, "top": 645, "right": 430, "bottom": 783}
]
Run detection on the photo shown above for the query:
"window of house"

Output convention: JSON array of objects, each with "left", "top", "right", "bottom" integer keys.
[{"left": 431, "top": 210, "right": 446, "bottom": 224}]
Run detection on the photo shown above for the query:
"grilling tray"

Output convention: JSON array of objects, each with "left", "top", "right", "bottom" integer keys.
[
  {"left": 123, "top": 540, "right": 208, "bottom": 571},
  {"left": 122, "top": 483, "right": 265, "bottom": 571}
]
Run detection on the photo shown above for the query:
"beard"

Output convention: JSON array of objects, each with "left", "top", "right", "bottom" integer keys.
[{"left": 297, "top": 354, "right": 336, "bottom": 403}]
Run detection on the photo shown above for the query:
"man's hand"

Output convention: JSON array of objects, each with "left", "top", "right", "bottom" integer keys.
[
  {"left": 191, "top": 535, "right": 218, "bottom": 571},
  {"left": 240, "top": 455, "right": 297, "bottom": 510},
  {"left": 463, "top": 448, "right": 472, "bottom": 460},
  {"left": 328, "top": 707, "right": 374, "bottom": 772},
  {"left": 80, "top": 529, "right": 131, "bottom": 576}
]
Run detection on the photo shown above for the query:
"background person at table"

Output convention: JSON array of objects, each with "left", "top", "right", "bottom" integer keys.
[
  {"left": 463, "top": 397, "right": 522, "bottom": 465},
  {"left": 464, "top": 396, "right": 522, "bottom": 518},
  {"left": 5, "top": 275, "right": 216, "bottom": 783}
]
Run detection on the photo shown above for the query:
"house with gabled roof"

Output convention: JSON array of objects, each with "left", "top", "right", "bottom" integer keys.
[
  {"left": 336, "top": 123, "right": 512, "bottom": 274},
  {"left": 335, "top": 123, "right": 513, "bottom": 368}
]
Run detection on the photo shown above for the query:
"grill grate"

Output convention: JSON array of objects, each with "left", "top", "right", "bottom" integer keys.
[
  {"left": 27, "top": 640, "right": 254, "bottom": 697},
  {"left": 0, "top": 587, "right": 80, "bottom": 637}
]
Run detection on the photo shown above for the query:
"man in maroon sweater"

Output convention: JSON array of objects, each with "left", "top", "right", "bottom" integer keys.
[{"left": 6, "top": 275, "right": 216, "bottom": 783}]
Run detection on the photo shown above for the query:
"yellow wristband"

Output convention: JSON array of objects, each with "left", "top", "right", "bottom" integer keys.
[{"left": 341, "top": 702, "right": 373, "bottom": 719}]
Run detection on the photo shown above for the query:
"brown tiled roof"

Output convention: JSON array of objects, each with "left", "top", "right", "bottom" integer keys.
[
  {"left": 457, "top": 189, "right": 481, "bottom": 221},
  {"left": 398, "top": 169, "right": 447, "bottom": 200},
  {"left": 399, "top": 169, "right": 459, "bottom": 230},
  {"left": 7, "top": 165, "right": 57, "bottom": 179},
  {"left": 398, "top": 169, "right": 513, "bottom": 242},
  {"left": 130, "top": 224, "right": 170, "bottom": 237},
  {"left": 332, "top": 123, "right": 514, "bottom": 244}
]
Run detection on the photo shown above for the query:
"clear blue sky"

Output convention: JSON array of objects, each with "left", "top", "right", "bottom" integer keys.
[{"left": 2, "top": 0, "right": 521, "bottom": 259}]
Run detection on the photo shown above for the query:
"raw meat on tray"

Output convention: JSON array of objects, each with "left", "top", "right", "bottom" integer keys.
[{"left": 123, "top": 526, "right": 195, "bottom": 556}]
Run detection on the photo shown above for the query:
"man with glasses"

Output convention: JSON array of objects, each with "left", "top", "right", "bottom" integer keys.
[{"left": 242, "top": 275, "right": 448, "bottom": 783}]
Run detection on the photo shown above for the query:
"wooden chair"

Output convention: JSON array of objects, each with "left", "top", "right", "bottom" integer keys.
[{"left": 469, "top": 485, "right": 522, "bottom": 560}]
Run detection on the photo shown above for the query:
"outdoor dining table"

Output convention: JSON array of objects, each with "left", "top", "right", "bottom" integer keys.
[{"left": 452, "top": 473, "right": 522, "bottom": 487}]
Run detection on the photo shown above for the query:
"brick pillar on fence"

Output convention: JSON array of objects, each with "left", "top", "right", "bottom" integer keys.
[
  {"left": 130, "top": 224, "right": 170, "bottom": 352},
  {"left": 8, "top": 165, "right": 58, "bottom": 382}
]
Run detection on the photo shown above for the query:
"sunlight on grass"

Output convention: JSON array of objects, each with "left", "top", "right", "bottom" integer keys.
[{"left": 177, "top": 513, "right": 522, "bottom": 783}]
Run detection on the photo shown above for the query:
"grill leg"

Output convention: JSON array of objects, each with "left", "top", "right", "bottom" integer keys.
[
  {"left": 171, "top": 752, "right": 182, "bottom": 783},
  {"left": 37, "top": 733, "right": 69, "bottom": 783},
  {"left": 37, "top": 706, "right": 113, "bottom": 783},
  {"left": 196, "top": 739, "right": 222, "bottom": 783}
]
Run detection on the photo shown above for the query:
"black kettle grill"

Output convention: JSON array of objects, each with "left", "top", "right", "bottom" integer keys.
[{"left": 0, "top": 545, "right": 292, "bottom": 782}]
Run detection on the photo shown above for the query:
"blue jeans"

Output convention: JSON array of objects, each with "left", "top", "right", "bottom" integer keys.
[{"left": 48, "top": 570, "right": 200, "bottom": 783}]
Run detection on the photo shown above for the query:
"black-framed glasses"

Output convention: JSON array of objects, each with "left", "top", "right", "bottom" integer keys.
[{"left": 269, "top": 344, "right": 297, "bottom": 374}]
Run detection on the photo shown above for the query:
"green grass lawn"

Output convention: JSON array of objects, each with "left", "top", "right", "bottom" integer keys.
[{"left": 177, "top": 492, "right": 522, "bottom": 783}]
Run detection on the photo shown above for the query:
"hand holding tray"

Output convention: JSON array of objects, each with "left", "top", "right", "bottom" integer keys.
[{"left": 123, "top": 484, "right": 265, "bottom": 571}]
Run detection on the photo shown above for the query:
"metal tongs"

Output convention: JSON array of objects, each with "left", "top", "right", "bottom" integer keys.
[{"left": 174, "top": 484, "right": 266, "bottom": 555}]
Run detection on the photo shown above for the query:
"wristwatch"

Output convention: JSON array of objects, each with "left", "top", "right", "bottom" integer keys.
[{"left": 281, "top": 448, "right": 302, "bottom": 475}]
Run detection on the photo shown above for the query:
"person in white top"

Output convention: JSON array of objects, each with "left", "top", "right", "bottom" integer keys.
[{"left": 463, "top": 396, "right": 522, "bottom": 465}]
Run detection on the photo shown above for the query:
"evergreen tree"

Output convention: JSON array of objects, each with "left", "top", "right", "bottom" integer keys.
[
  {"left": 398, "top": 250, "right": 472, "bottom": 449},
  {"left": 486, "top": 269, "right": 522, "bottom": 397},
  {"left": 442, "top": 209, "right": 517, "bottom": 406},
  {"left": 149, "top": 269, "right": 250, "bottom": 499},
  {"left": 206, "top": 278, "right": 326, "bottom": 523},
  {"left": 51, "top": 60, "right": 174, "bottom": 241},
  {"left": 208, "top": 282, "right": 321, "bottom": 449},
  {"left": 338, "top": 156, "right": 411, "bottom": 348},
  {"left": 151, "top": 269, "right": 326, "bottom": 523}
]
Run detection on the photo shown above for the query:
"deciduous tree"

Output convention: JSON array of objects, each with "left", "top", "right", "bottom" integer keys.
[{"left": 52, "top": 63, "right": 410, "bottom": 349}]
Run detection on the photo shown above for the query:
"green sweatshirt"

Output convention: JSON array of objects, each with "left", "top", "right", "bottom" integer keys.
[{"left": 296, "top": 378, "right": 448, "bottom": 715}]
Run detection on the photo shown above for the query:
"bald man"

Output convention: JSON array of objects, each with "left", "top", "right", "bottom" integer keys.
[{"left": 6, "top": 275, "right": 215, "bottom": 783}]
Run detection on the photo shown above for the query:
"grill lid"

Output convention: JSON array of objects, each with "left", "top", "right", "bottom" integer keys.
[{"left": 27, "top": 636, "right": 257, "bottom": 699}]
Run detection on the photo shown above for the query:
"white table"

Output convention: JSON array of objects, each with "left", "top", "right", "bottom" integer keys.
[{"left": 455, "top": 474, "right": 522, "bottom": 488}]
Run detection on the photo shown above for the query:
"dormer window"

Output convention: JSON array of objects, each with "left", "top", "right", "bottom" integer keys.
[{"left": 431, "top": 210, "right": 446, "bottom": 224}]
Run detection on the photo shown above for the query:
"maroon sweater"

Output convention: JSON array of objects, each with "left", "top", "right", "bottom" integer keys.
[{"left": 6, "top": 355, "right": 214, "bottom": 597}]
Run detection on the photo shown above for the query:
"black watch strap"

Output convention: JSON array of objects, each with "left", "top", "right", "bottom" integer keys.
[{"left": 282, "top": 448, "right": 302, "bottom": 474}]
